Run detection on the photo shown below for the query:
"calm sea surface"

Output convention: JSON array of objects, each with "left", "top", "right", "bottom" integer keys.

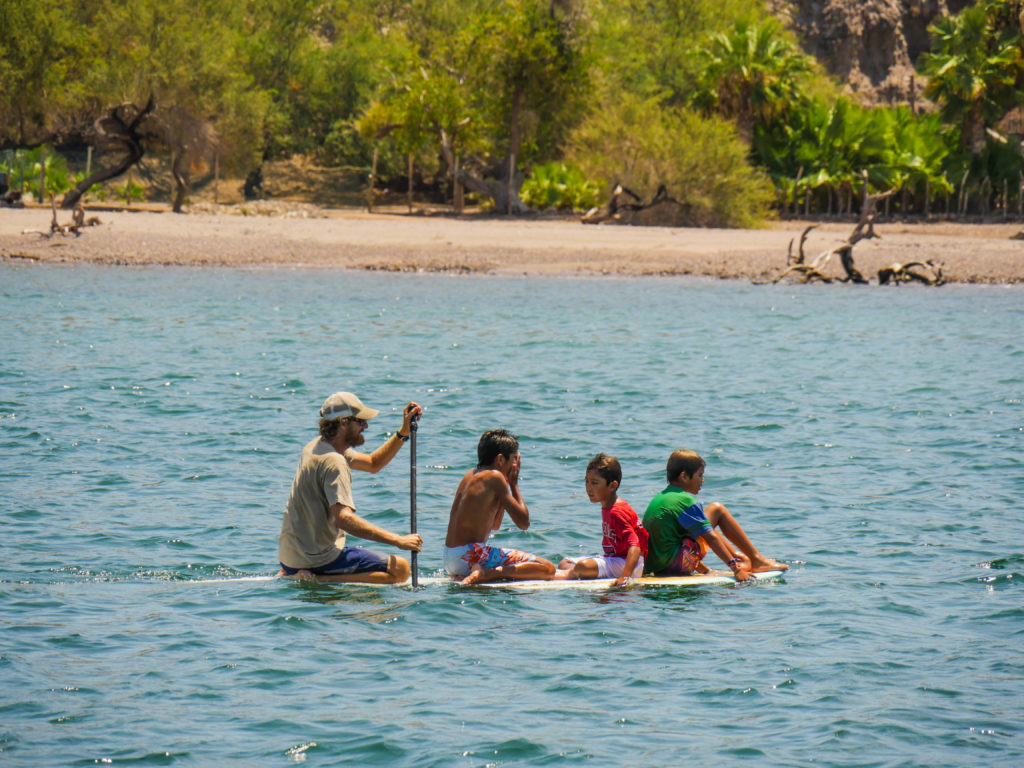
[{"left": 1, "top": 262, "right": 1022, "bottom": 767}]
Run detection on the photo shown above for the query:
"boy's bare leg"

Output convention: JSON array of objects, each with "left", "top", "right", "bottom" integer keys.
[
  {"left": 462, "top": 558, "right": 556, "bottom": 585},
  {"left": 551, "top": 558, "right": 596, "bottom": 580},
  {"left": 571, "top": 559, "right": 599, "bottom": 580},
  {"left": 554, "top": 557, "right": 576, "bottom": 578},
  {"left": 704, "top": 502, "right": 788, "bottom": 572}
]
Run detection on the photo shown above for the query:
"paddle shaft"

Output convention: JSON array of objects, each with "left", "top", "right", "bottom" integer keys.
[{"left": 409, "top": 419, "right": 419, "bottom": 587}]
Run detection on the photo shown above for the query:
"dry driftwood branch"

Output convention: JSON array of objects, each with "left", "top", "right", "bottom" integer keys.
[
  {"left": 23, "top": 197, "right": 101, "bottom": 238},
  {"left": 878, "top": 260, "right": 945, "bottom": 286},
  {"left": 581, "top": 184, "right": 708, "bottom": 227},
  {"left": 772, "top": 189, "right": 895, "bottom": 284},
  {"left": 786, "top": 224, "right": 817, "bottom": 266}
]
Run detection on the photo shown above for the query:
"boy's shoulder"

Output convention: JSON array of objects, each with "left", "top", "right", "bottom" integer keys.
[
  {"left": 604, "top": 498, "right": 639, "bottom": 517},
  {"left": 470, "top": 466, "right": 508, "bottom": 487}
]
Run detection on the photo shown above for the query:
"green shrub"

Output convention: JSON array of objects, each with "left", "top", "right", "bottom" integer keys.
[
  {"left": 521, "top": 162, "right": 602, "bottom": 211},
  {"left": 110, "top": 179, "right": 146, "bottom": 204},
  {"left": 9, "top": 147, "right": 72, "bottom": 200},
  {"left": 567, "top": 94, "right": 773, "bottom": 227}
]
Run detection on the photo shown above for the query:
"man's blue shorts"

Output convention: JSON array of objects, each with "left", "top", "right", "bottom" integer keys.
[{"left": 280, "top": 547, "right": 389, "bottom": 576}]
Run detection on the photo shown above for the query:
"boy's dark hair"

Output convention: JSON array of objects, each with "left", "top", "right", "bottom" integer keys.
[
  {"left": 666, "top": 449, "right": 705, "bottom": 482},
  {"left": 477, "top": 429, "right": 519, "bottom": 467},
  {"left": 587, "top": 453, "right": 621, "bottom": 486}
]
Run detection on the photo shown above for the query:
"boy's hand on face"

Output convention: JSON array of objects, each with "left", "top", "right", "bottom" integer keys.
[{"left": 508, "top": 453, "right": 521, "bottom": 485}]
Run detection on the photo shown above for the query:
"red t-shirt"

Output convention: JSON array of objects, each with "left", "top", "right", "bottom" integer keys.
[{"left": 601, "top": 499, "right": 650, "bottom": 558}]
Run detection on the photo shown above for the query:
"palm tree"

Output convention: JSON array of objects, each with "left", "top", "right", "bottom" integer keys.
[
  {"left": 691, "top": 19, "right": 813, "bottom": 141},
  {"left": 918, "top": 2, "right": 1024, "bottom": 154}
]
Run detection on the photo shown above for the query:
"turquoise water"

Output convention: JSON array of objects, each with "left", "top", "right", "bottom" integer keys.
[{"left": 2, "top": 262, "right": 1022, "bottom": 766}]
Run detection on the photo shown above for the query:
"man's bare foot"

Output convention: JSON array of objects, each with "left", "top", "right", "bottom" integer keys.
[
  {"left": 294, "top": 569, "right": 317, "bottom": 581},
  {"left": 750, "top": 558, "right": 788, "bottom": 572}
]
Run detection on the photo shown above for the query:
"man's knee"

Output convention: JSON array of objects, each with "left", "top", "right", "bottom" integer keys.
[{"left": 386, "top": 555, "right": 411, "bottom": 583}]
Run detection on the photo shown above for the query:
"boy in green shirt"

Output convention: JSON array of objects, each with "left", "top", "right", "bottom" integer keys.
[{"left": 642, "top": 449, "right": 787, "bottom": 580}]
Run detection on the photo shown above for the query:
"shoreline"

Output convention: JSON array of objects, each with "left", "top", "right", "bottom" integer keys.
[{"left": 2, "top": 204, "right": 1023, "bottom": 283}]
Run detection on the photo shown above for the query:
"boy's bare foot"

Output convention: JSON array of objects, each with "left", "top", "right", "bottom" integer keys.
[
  {"left": 750, "top": 557, "right": 788, "bottom": 572},
  {"left": 553, "top": 568, "right": 575, "bottom": 580},
  {"left": 461, "top": 564, "right": 485, "bottom": 585},
  {"left": 295, "top": 569, "right": 316, "bottom": 581}
]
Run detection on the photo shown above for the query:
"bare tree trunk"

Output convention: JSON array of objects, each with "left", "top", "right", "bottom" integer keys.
[
  {"left": 792, "top": 168, "right": 803, "bottom": 218},
  {"left": 508, "top": 87, "right": 525, "bottom": 169},
  {"left": 171, "top": 150, "right": 188, "bottom": 213},
  {"left": 61, "top": 96, "right": 156, "bottom": 209},
  {"left": 458, "top": 172, "right": 530, "bottom": 215}
]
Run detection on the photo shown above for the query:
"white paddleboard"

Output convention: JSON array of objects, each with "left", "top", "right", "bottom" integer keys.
[
  {"left": 270, "top": 570, "right": 785, "bottom": 589},
  {"left": 455, "top": 569, "right": 785, "bottom": 591}
]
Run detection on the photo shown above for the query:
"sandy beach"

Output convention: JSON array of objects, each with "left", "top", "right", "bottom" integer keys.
[{"left": 2, "top": 203, "right": 1023, "bottom": 283}]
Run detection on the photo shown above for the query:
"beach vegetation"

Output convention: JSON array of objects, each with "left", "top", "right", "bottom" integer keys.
[
  {"left": 568, "top": 94, "right": 773, "bottom": 228},
  {"left": 688, "top": 19, "right": 815, "bottom": 141},
  {"left": 3, "top": 0, "right": 1023, "bottom": 221},
  {"left": 917, "top": 1, "right": 1024, "bottom": 154},
  {"left": 9, "top": 146, "right": 73, "bottom": 200},
  {"left": 520, "top": 162, "right": 601, "bottom": 212},
  {"left": 110, "top": 179, "right": 146, "bottom": 205}
]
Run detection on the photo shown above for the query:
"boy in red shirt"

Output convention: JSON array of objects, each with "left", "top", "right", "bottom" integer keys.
[{"left": 555, "top": 453, "right": 649, "bottom": 586}]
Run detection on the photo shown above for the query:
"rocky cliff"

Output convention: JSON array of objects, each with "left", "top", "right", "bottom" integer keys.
[{"left": 776, "top": 0, "right": 975, "bottom": 104}]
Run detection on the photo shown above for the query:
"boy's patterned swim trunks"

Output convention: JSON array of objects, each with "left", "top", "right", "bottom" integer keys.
[
  {"left": 443, "top": 542, "right": 539, "bottom": 577},
  {"left": 667, "top": 536, "right": 709, "bottom": 575}
]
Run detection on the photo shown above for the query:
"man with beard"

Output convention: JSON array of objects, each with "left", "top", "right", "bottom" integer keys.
[{"left": 278, "top": 392, "right": 423, "bottom": 583}]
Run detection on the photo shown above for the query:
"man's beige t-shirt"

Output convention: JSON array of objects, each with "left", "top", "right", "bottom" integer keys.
[{"left": 278, "top": 437, "right": 356, "bottom": 569}]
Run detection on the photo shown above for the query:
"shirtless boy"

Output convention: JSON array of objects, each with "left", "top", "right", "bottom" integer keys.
[
  {"left": 643, "top": 449, "right": 788, "bottom": 581},
  {"left": 444, "top": 429, "right": 557, "bottom": 585}
]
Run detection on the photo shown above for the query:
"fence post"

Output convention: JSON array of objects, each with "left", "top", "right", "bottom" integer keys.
[
  {"left": 958, "top": 170, "right": 969, "bottom": 217},
  {"left": 506, "top": 153, "right": 515, "bottom": 215},
  {"left": 39, "top": 146, "right": 46, "bottom": 201},
  {"left": 454, "top": 154, "right": 464, "bottom": 214},
  {"left": 407, "top": 153, "right": 413, "bottom": 214}
]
